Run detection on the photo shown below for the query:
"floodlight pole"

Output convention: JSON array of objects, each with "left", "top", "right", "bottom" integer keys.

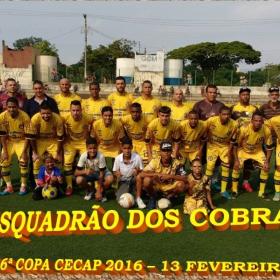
[{"left": 84, "top": 14, "right": 87, "bottom": 81}]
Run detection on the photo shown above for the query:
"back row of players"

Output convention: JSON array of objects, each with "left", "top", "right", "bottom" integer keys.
[{"left": 1, "top": 77, "right": 280, "bottom": 209}]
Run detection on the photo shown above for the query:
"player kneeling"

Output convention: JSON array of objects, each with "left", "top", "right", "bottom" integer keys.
[
  {"left": 113, "top": 137, "right": 145, "bottom": 208},
  {"left": 136, "top": 141, "right": 188, "bottom": 209},
  {"left": 74, "top": 137, "right": 114, "bottom": 201},
  {"left": 183, "top": 159, "right": 216, "bottom": 215},
  {"left": 32, "top": 153, "right": 62, "bottom": 200}
]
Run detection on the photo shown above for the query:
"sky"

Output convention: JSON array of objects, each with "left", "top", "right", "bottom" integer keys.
[{"left": 1, "top": 1, "right": 280, "bottom": 72}]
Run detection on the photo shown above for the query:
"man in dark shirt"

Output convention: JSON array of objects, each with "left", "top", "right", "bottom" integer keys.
[
  {"left": 23, "top": 80, "right": 59, "bottom": 189},
  {"left": 193, "top": 84, "right": 224, "bottom": 190}
]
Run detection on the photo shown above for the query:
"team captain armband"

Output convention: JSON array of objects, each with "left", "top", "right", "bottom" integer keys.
[
  {"left": 58, "top": 135, "right": 64, "bottom": 141},
  {"left": 200, "top": 136, "right": 207, "bottom": 142},
  {"left": 230, "top": 137, "right": 236, "bottom": 143},
  {"left": 173, "top": 137, "right": 181, "bottom": 143},
  {"left": 145, "top": 138, "right": 151, "bottom": 143},
  {"left": 233, "top": 143, "right": 238, "bottom": 148},
  {"left": 266, "top": 144, "right": 274, "bottom": 150},
  {"left": 25, "top": 133, "right": 35, "bottom": 140},
  {"left": 0, "top": 130, "right": 7, "bottom": 136}
]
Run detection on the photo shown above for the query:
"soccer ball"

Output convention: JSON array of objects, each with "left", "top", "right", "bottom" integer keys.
[
  {"left": 157, "top": 198, "right": 172, "bottom": 213},
  {"left": 42, "top": 185, "right": 57, "bottom": 200},
  {"left": 119, "top": 193, "right": 135, "bottom": 208}
]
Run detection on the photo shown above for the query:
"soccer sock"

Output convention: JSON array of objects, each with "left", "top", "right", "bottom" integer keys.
[
  {"left": 221, "top": 166, "right": 230, "bottom": 193},
  {"left": 274, "top": 170, "right": 280, "bottom": 192},
  {"left": 243, "top": 180, "right": 249, "bottom": 184},
  {"left": 259, "top": 170, "right": 268, "bottom": 195},
  {"left": 232, "top": 170, "right": 240, "bottom": 193},
  {"left": 20, "top": 167, "right": 29, "bottom": 185},
  {"left": 212, "top": 166, "right": 219, "bottom": 183},
  {"left": 64, "top": 165, "right": 73, "bottom": 188},
  {"left": 33, "top": 168, "right": 40, "bottom": 183},
  {"left": 1, "top": 166, "right": 11, "bottom": 184},
  {"left": 205, "top": 165, "right": 214, "bottom": 183}
]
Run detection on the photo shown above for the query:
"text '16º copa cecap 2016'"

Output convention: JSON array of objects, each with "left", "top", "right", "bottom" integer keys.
[{"left": 160, "top": 141, "right": 172, "bottom": 151}]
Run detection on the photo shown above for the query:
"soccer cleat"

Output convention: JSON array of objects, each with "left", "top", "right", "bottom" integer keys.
[
  {"left": 211, "top": 182, "right": 221, "bottom": 191},
  {"left": 19, "top": 185, "right": 27, "bottom": 196},
  {"left": 1, "top": 186, "right": 14, "bottom": 195},
  {"left": 231, "top": 191, "right": 238, "bottom": 199},
  {"left": 66, "top": 186, "right": 73, "bottom": 196},
  {"left": 259, "top": 193, "right": 270, "bottom": 201},
  {"left": 273, "top": 192, "right": 280, "bottom": 202},
  {"left": 242, "top": 183, "right": 252, "bottom": 193},
  {"left": 220, "top": 191, "right": 232, "bottom": 200},
  {"left": 148, "top": 197, "right": 157, "bottom": 209},
  {"left": 136, "top": 197, "right": 146, "bottom": 209},
  {"left": 84, "top": 189, "right": 94, "bottom": 201}
]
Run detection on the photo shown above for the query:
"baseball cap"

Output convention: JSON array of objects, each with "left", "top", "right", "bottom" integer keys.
[
  {"left": 160, "top": 141, "right": 172, "bottom": 151},
  {"left": 239, "top": 87, "right": 251, "bottom": 94},
  {"left": 268, "top": 86, "right": 279, "bottom": 93}
]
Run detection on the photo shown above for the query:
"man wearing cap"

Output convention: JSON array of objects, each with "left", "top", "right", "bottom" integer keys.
[
  {"left": 136, "top": 141, "right": 188, "bottom": 209},
  {"left": 193, "top": 84, "right": 224, "bottom": 191},
  {"left": 230, "top": 87, "right": 258, "bottom": 193}
]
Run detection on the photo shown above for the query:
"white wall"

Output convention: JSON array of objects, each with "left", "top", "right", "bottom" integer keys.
[{"left": 133, "top": 67, "right": 164, "bottom": 90}]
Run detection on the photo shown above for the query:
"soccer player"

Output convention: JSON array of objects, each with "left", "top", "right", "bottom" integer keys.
[
  {"left": 0, "top": 97, "right": 30, "bottom": 195},
  {"left": 169, "top": 88, "right": 190, "bottom": 123},
  {"left": 83, "top": 82, "right": 109, "bottom": 120},
  {"left": 136, "top": 141, "right": 188, "bottom": 209},
  {"left": 113, "top": 137, "right": 145, "bottom": 208},
  {"left": 193, "top": 84, "right": 224, "bottom": 190},
  {"left": 183, "top": 158, "right": 216, "bottom": 215},
  {"left": 90, "top": 106, "right": 125, "bottom": 160},
  {"left": 28, "top": 101, "right": 64, "bottom": 187},
  {"left": 0, "top": 78, "right": 27, "bottom": 112},
  {"left": 75, "top": 137, "right": 114, "bottom": 201},
  {"left": 53, "top": 78, "right": 82, "bottom": 117},
  {"left": 62, "top": 100, "right": 94, "bottom": 196},
  {"left": 108, "top": 76, "right": 134, "bottom": 119},
  {"left": 230, "top": 87, "right": 258, "bottom": 192},
  {"left": 145, "top": 106, "right": 181, "bottom": 163},
  {"left": 120, "top": 103, "right": 149, "bottom": 164},
  {"left": 205, "top": 106, "right": 238, "bottom": 200},
  {"left": 133, "top": 80, "right": 162, "bottom": 122},
  {"left": 176, "top": 110, "right": 207, "bottom": 164},
  {"left": 23, "top": 80, "right": 59, "bottom": 118},
  {"left": 232, "top": 111, "right": 273, "bottom": 200}
]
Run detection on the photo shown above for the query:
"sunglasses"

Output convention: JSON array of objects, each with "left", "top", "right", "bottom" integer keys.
[{"left": 270, "top": 87, "right": 279, "bottom": 91}]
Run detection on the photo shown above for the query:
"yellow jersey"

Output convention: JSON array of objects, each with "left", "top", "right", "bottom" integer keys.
[
  {"left": 236, "top": 123, "right": 273, "bottom": 153},
  {"left": 120, "top": 115, "right": 149, "bottom": 144},
  {"left": 62, "top": 113, "right": 94, "bottom": 142},
  {"left": 169, "top": 102, "right": 190, "bottom": 123},
  {"left": 133, "top": 96, "right": 162, "bottom": 122},
  {"left": 82, "top": 97, "right": 109, "bottom": 120},
  {"left": 145, "top": 118, "right": 180, "bottom": 149},
  {"left": 53, "top": 92, "right": 83, "bottom": 117},
  {"left": 264, "top": 116, "right": 280, "bottom": 140},
  {"left": 29, "top": 112, "right": 64, "bottom": 141},
  {"left": 0, "top": 110, "right": 30, "bottom": 142},
  {"left": 91, "top": 119, "right": 125, "bottom": 151},
  {"left": 179, "top": 120, "right": 206, "bottom": 152},
  {"left": 206, "top": 116, "right": 238, "bottom": 148},
  {"left": 230, "top": 102, "right": 257, "bottom": 127},
  {"left": 108, "top": 92, "right": 134, "bottom": 119}
]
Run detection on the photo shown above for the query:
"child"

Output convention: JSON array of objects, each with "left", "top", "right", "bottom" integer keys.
[
  {"left": 32, "top": 153, "right": 62, "bottom": 200},
  {"left": 113, "top": 137, "right": 145, "bottom": 208},
  {"left": 183, "top": 158, "right": 216, "bottom": 215},
  {"left": 74, "top": 137, "right": 114, "bottom": 201}
]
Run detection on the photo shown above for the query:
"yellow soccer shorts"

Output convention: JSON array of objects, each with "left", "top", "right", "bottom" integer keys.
[
  {"left": 206, "top": 145, "right": 230, "bottom": 170},
  {"left": 153, "top": 180, "right": 181, "bottom": 195},
  {"left": 64, "top": 140, "right": 87, "bottom": 166},
  {"left": 1, "top": 140, "right": 28, "bottom": 167},
  {"left": 176, "top": 150, "right": 199, "bottom": 164},
  {"left": 133, "top": 142, "right": 148, "bottom": 163},
  {"left": 33, "top": 140, "right": 59, "bottom": 170},
  {"left": 237, "top": 149, "right": 266, "bottom": 169},
  {"left": 99, "top": 146, "right": 119, "bottom": 159}
]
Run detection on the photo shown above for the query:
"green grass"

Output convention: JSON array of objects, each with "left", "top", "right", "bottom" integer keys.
[{"left": 0, "top": 155, "right": 280, "bottom": 271}]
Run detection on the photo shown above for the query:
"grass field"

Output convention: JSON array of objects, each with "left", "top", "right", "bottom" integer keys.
[{"left": 0, "top": 154, "right": 280, "bottom": 272}]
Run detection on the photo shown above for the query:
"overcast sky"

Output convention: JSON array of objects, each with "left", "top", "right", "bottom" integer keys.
[{"left": 1, "top": 1, "right": 280, "bottom": 72}]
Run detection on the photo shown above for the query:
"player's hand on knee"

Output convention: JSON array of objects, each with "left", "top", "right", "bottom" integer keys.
[
  {"left": 32, "top": 153, "right": 40, "bottom": 162},
  {"left": 55, "top": 154, "right": 63, "bottom": 163},
  {"left": 0, "top": 151, "right": 8, "bottom": 163},
  {"left": 95, "top": 191, "right": 102, "bottom": 202},
  {"left": 20, "top": 151, "right": 28, "bottom": 163}
]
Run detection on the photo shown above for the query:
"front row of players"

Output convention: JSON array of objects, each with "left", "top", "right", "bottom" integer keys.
[{"left": 0, "top": 96, "right": 277, "bottom": 211}]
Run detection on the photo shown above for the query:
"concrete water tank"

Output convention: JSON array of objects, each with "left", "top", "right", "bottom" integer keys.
[
  {"left": 164, "top": 59, "right": 183, "bottom": 85},
  {"left": 116, "top": 58, "right": 134, "bottom": 84},
  {"left": 35, "top": 55, "right": 57, "bottom": 82}
]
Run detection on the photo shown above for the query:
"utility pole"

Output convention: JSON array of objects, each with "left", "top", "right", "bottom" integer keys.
[
  {"left": 83, "top": 14, "right": 87, "bottom": 81},
  {"left": 138, "top": 41, "right": 140, "bottom": 53}
]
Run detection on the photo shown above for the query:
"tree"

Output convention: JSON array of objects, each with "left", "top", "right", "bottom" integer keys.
[
  {"left": 13, "top": 36, "right": 43, "bottom": 50},
  {"left": 72, "top": 39, "right": 137, "bottom": 82},
  {"left": 13, "top": 37, "right": 59, "bottom": 57},
  {"left": 167, "top": 41, "right": 261, "bottom": 84}
]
